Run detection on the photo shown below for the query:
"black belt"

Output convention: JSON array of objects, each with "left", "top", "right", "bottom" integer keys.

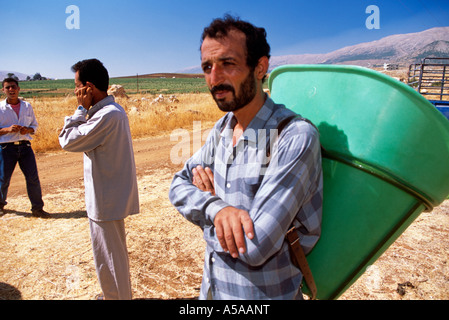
[{"left": 1, "top": 140, "right": 30, "bottom": 146}]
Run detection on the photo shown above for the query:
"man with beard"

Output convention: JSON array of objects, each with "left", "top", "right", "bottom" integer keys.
[{"left": 169, "top": 16, "right": 323, "bottom": 300}]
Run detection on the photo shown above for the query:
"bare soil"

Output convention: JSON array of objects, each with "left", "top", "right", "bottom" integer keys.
[{"left": 0, "top": 132, "right": 448, "bottom": 300}]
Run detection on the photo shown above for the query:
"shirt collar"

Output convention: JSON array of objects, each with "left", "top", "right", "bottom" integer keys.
[
  {"left": 247, "top": 97, "right": 276, "bottom": 132},
  {"left": 3, "top": 99, "right": 22, "bottom": 106},
  {"left": 220, "top": 96, "right": 277, "bottom": 144},
  {"left": 88, "top": 95, "right": 115, "bottom": 118}
]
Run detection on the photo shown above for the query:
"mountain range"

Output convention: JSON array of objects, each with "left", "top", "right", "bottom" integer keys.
[
  {"left": 181, "top": 26, "right": 449, "bottom": 73},
  {"left": 3, "top": 26, "right": 449, "bottom": 80},
  {"left": 0, "top": 71, "right": 31, "bottom": 81}
]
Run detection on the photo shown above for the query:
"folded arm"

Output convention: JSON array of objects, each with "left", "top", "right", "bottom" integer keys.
[
  {"left": 191, "top": 122, "right": 322, "bottom": 266},
  {"left": 169, "top": 123, "right": 230, "bottom": 229}
]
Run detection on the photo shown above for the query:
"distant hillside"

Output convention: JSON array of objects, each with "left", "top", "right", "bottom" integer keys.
[
  {"left": 269, "top": 26, "right": 449, "bottom": 70},
  {"left": 409, "top": 40, "right": 449, "bottom": 61},
  {"left": 0, "top": 71, "right": 53, "bottom": 82},
  {"left": 178, "top": 26, "right": 449, "bottom": 73},
  {"left": 116, "top": 73, "right": 203, "bottom": 79},
  {"left": 177, "top": 66, "right": 204, "bottom": 74},
  {"left": 0, "top": 71, "right": 31, "bottom": 81}
]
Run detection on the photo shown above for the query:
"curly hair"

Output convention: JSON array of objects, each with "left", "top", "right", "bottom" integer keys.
[{"left": 201, "top": 15, "right": 271, "bottom": 72}]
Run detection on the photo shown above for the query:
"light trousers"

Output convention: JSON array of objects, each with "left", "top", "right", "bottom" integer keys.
[{"left": 89, "top": 218, "right": 132, "bottom": 300}]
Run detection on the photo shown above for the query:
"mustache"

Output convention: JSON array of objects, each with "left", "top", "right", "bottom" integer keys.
[{"left": 210, "top": 84, "right": 235, "bottom": 95}]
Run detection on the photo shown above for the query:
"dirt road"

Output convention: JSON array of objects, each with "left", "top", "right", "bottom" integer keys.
[
  {"left": 2, "top": 132, "right": 204, "bottom": 300},
  {"left": 2, "top": 131, "right": 449, "bottom": 300},
  {"left": 9, "top": 133, "right": 185, "bottom": 197}
]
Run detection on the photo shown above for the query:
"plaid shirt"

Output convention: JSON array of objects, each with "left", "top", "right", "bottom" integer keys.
[{"left": 169, "top": 97, "right": 323, "bottom": 300}]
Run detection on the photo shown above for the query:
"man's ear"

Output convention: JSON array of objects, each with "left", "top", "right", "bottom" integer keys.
[
  {"left": 255, "top": 56, "right": 269, "bottom": 81},
  {"left": 85, "top": 82, "right": 97, "bottom": 95}
]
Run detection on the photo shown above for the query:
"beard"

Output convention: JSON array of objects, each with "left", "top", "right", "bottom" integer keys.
[{"left": 210, "top": 71, "right": 257, "bottom": 112}]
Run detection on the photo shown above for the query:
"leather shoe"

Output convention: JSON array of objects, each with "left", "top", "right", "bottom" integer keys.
[{"left": 31, "top": 209, "right": 51, "bottom": 218}]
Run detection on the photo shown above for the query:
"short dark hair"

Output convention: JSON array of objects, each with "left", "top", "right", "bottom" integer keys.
[
  {"left": 201, "top": 15, "right": 271, "bottom": 71},
  {"left": 2, "top": 77, "right": 19, "bottom": 88},
  {"left": 71, "top": 58, "right": 109, "bottom": 92}
]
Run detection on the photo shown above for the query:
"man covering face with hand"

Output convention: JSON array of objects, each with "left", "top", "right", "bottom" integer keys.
[{"left": 59, "top": 59, "right": 139, "bottom": 300}]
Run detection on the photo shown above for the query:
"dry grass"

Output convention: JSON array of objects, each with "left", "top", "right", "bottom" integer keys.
[
  {"left": 340, "top": 201, "right": 449, "bottom": 300},
  {"left": 1, "top": 163, "right": 448, "bottom": 300},
  {"left": 28, "top": 95, "right": 77, "bottom": 153},
  {"left": 1, "top": 92, "right": 448, "bottom": 301},
  {"left": 0, "top": 93, "right": 219, "bottom": 299},
  {"left": 30, "top": 93, "right": 222, "bottom": 153},
  {"left": 124, "top": 93, "right": 221, "bottom": 138},
  {"left": 0, "top": 186, "right": 97, "bottom": 300},
  {"left": 0, "top": 166, "right": 205, "bottom": 300}
]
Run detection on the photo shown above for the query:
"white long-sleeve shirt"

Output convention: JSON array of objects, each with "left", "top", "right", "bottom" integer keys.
[
  {"left": 0, "top": 99, "right": 38, "bottom": 143},
  {"left": 59, "top": 96, "right": 139, "bottom": 221}
]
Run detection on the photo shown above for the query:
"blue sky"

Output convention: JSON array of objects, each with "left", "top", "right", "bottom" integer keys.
[{"left": 1, "top": 0, "right": 448, "bottom": 79}]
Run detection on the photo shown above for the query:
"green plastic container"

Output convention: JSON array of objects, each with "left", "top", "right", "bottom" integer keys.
[{"left": 268, "top": 65, "right": 449, "bottom": 299}]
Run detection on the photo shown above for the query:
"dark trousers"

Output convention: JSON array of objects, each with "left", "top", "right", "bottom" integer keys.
[{"left": 0, "top": 142, "right": 44, "bottom": 211}]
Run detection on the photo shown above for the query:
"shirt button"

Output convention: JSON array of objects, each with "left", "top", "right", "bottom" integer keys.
[
  {"left": 226, "top": 183, "right": 231, "bottom": 189},
  {"left": 211, "top": 257, "right": 216, "bottom": 263}
]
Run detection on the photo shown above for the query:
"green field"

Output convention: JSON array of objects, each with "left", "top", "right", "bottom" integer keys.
[{"left": 16, "top": 75, "right": 209, "bottom": 98}]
